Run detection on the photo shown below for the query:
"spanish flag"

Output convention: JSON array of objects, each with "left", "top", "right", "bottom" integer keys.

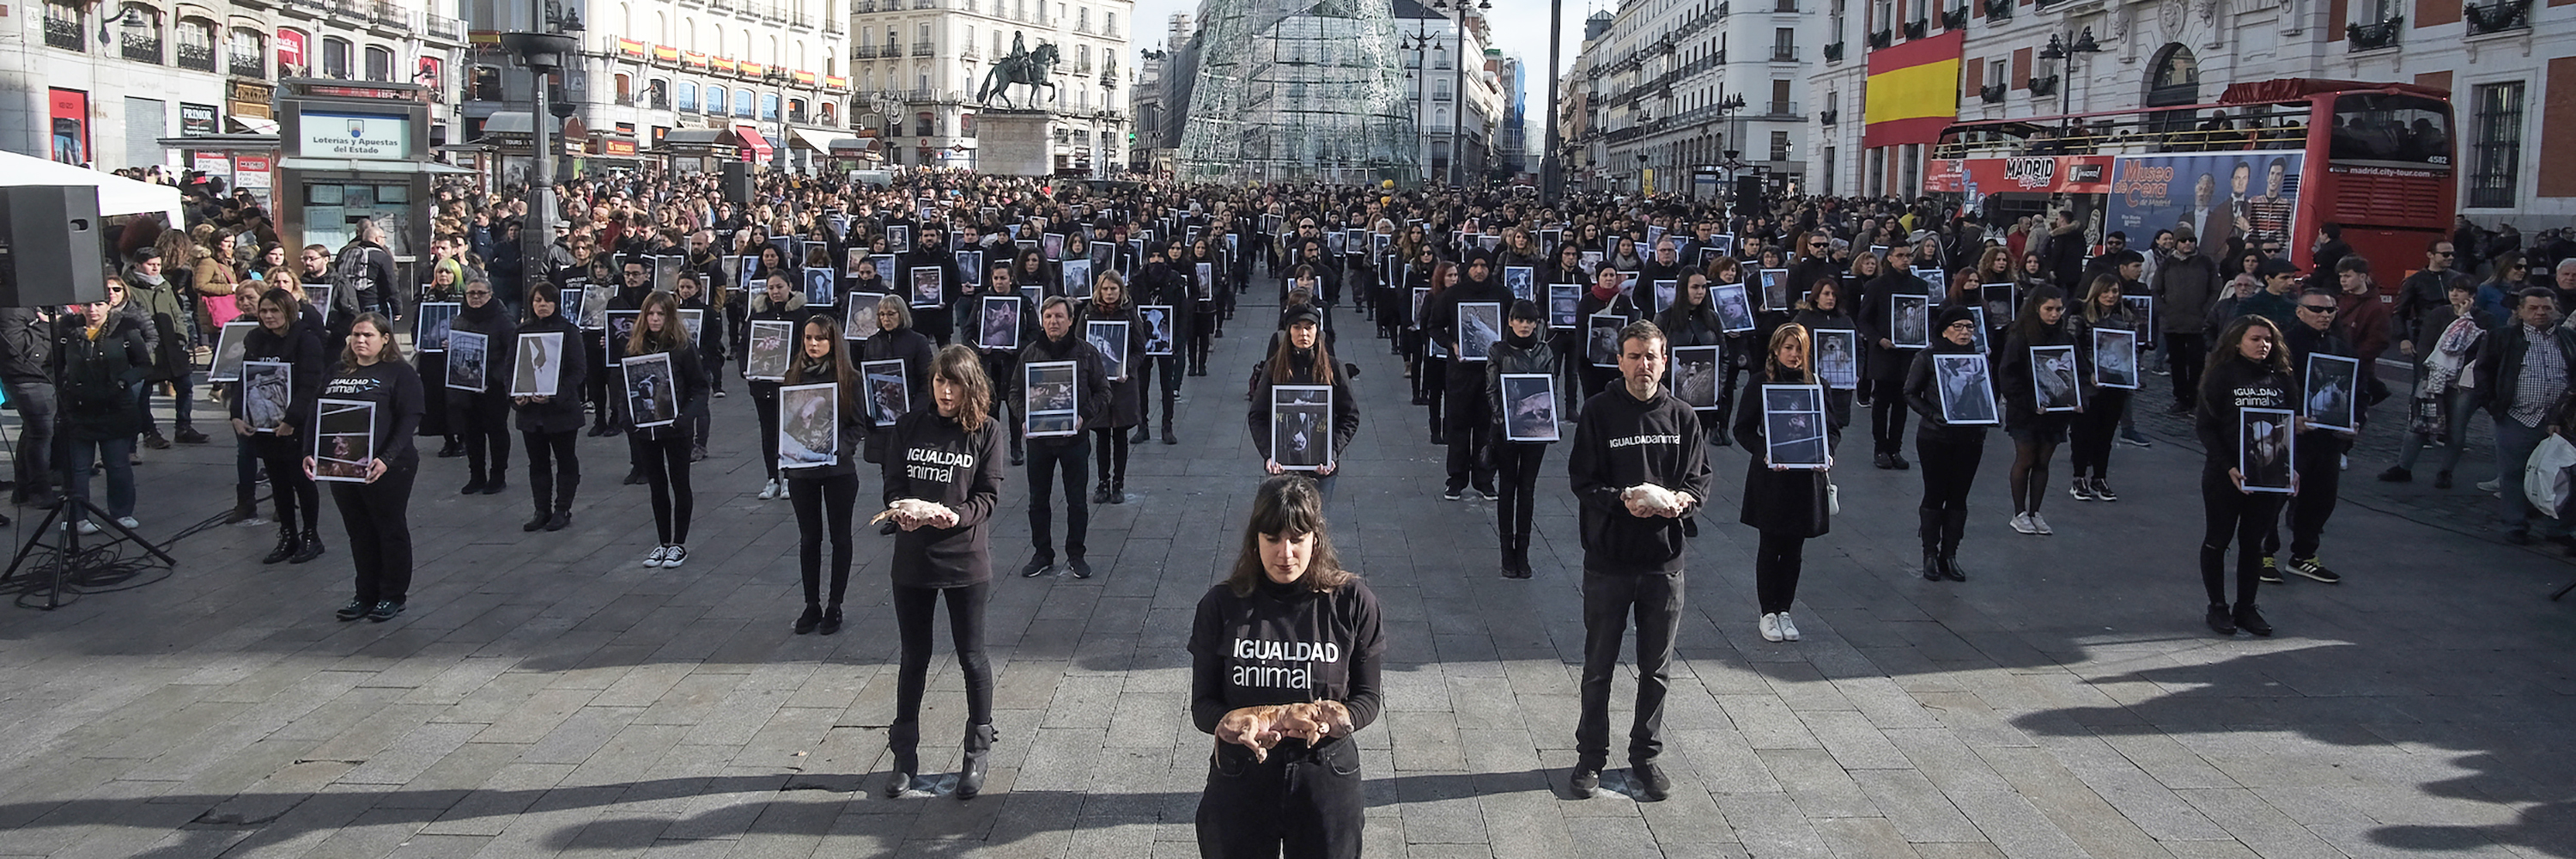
[{"left": 1863, "top": 31, "right": 1965, "bottom": 149}]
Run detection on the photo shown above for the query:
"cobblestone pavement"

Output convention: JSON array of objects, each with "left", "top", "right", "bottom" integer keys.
[{"left": 2, "top": 292, "right": 2573, "bottom": 859}]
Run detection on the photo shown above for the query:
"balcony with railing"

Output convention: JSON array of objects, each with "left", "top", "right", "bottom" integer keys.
[
  {"left": 43, "top": 13, "right": 83, "bottom": 51},
  {"left": 961, "top": 44, "right": 979, "bottom": 59},
  {"left": 329, "top": 0, "right": 365, "bottom": 20},
  {"left": 121, "top": 30, "right": 163, "bottom": 64},
  {"left": 370, "top": 0, "right": 404, "bottom": 27},
  {"left": 1764, "top": 100, "right": 1796, "bottom": 116},
  {"left": 177, "top": 40, "right": 216, "bottom": 71},
  {"left": 1902, "top": 19, "right": 1926, "bottom": 39},
  {"left": 1866, "top": 28, "right": 1890, "bottom": 49},
  {"left": 2464, "top": 0, "right": 2528, "bottom": 35},
  {"left": 425, "top": 14, "right": 460, "bottom": 40},
  {"left": 1819, "top": 107, "right": 1838, "bottom": 125},
  {"left": 857, "top": 0, "right": 876, "bottom": 9},
  {"left": 824, "top": 18, "right": 842, "bottom": 33},
  {"left": 1940, "top": 6, "right": 1966, "bottom": 30},
  {"left": 1978, "top": 83, "right": 2005, "bottom": 104},
  {"left": 2026, "top": 76, "right": 2057, "bottom": 97},
  {"left": 230, "top": 52, "right": 263, "bottom": 76},
  {"left": 855, "top": 45, "right": 878, "bottom": 58},
  {"left": 1983, "top": 0, "right": 2010, "bottom": 21},
  {"left": 1769, "top": 45, "right": 1797, "bottom": 62},
  {"left": 914, "top": 0, "right": 934, "bottom": 8},
  {"left": 288, "top": 0, "right": 326, "bottom": 12},
  {"left": 911, "top": 40, "right": 933, "bottom": 56},
  {"left": 1771, "top": 0, "right": 1797, "bottom": 10},
  {"left": 2346, "top": 15, "right": 2402, "bottom": 51}
]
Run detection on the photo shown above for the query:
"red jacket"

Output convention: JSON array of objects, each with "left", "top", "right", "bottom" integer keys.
[{"left": 2338, "top": 290, "right": 2394, "bottom": 366}]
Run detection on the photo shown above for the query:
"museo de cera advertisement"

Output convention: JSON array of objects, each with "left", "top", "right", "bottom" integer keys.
[{"left": 2105, "top": 153, "right": 2305, "bottom": 250}]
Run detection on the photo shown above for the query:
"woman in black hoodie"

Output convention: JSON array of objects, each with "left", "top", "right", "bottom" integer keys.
[
  {"left": 1733, "top": 324, "right": 1837, "bottom": 643},
  {"left": 880, "top": 344, "right": 1008, "bottom": 800},
  {"left": 514, "top": 282, "right": 587, "bottom": 532},
  {"left": 1996, "top": 286, "right": 2080, "bottom": 536},
  {"left": 2194, "top": 315, "right": 2295, "bottom": 637},
  {"left": 447, "top": 277, "right": 516, "bottom": 495},
  {"left": 1483, "top": 300, "right": 1555, "bottom": 578},
  {"left": 1905, "top": 306, "right": 1988, "bottom": 582},
  {"left": 234, "top": 286, "right": 327, "bottom": 564},
  {"left": 308, "top": 314, "right": 424, "bottom": 623},
  {"left": 783, "top": 316, "right": 867, "bottom": 637},
  {"left": 1249, "top": 304, "right": 1359, "bottom": 503}
]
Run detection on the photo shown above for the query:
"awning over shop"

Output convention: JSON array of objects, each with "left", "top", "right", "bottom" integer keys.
[
  {"left": 658, "top": 129, "right": 727, "bottom": 149},
  {"left": 227, "top": 116, "right": 280, "bottom": 135},
  {"left": 733, "top": 126, "right": 773, "bottom": 161},
  {"left": 787, "top": 128, "right": 839, "bottom": 153}
]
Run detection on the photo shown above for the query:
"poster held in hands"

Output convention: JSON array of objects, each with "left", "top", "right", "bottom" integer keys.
[
  {"left": 1670, "top": 344, "right": 1722, "bottom": 410},
  {"left": 1549, "top": 283, "right": 1581, "bottom": 327},
  {"left": 844, "top": 293, "right": 884, "bottom": 339},
  {"left": 1086, "top": 320, "right": 1130, "bottom": 381},
  {"left": 513, "top": 332, "right": 563, "bottom": 396},
  {"left": 744, "top": 320, "right": 794, "bottom": 381},
  {"left": 1270, "top": 385, "right": 1334, "bottom": 472},
  {"left": 2239, "top": 406, "right": 2296, "bottom": 493},
  {"left": 778, "top": 382, "right": 841, "bottom": 469},
  {"left": 240, "top": 360, "right": 291, "bottom": 433},
  {"left": 415, "top": 302, "right": 459, "bottom": 351},
  {"left": 621, "top": 352, "right": 679, "bottom": 428},
  {"left": 2303, "top": 352, "right": 2360, "bottom": 432},
  {"left": 1024, "top": 360, "right": 1079, "bottom": 436},
  {"left": 209, "top": 320, "right": 258, "bottom": 381},
  {"left": 2093, "top": 329, "right": 2141, "bottom": 390},
  {"left": 1587, "top": 313, "right": 1626, "bottom": 368},
  {"left": 1501, "top": 374, "right": 1559, "bottom": 442},
  {"left": 1889, "top": 295, "right": 1931, "bottom": 349},
  {"left": 861, "top": 359, "right": 908, "bottom": 427},
  {"left": 979, "top": 295, "right": 1023, "bottom": 350},
  {"left": 1814, "top": 328, "right": 1860, "bottom": 390},
  {"left": 2030, "top": 344, "right": 2082, "bottom": 412},
  {"left": 312, "top": 399, "right": 376, "bottom": 483},
  {"left": 446, "top": 330, "right": 489, "bottom": 393},
  {"left": 1933, "top": 353, "right": 2000, "bottom": 425},
  {"left": 1455, "top": 302, "right": 1503, "bottom": 362},
  {"left": 1139, "top": 305, "right": 1176, "bottom": 356},
  {"left": 1763, "top": 384, "right": 1831, "bottom": 469}
]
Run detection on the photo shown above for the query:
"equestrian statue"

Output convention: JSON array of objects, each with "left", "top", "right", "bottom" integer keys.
[{"left": 977, "top": 32, "right": 1060, "bottom": 108}]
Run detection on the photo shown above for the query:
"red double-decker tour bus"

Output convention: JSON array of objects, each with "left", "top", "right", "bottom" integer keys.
[{"left": 1925, "top": 78, "right": 2455, "bottom": 291}]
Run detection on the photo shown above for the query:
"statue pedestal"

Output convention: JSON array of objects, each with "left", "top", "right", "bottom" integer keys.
[{"left": 975, "top": 110, "right": 1053, "bottom": 177}]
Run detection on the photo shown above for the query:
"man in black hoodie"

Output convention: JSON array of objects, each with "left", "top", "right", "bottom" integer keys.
[
  {"left": 901, "top": 224, "right": 964, "bottom": 346},
  {"left": 1130, "top": 241, "right": 1195, "bottom": 444},
  {"left": 1564, "top": 319, "right": 1710, "bottom": 802},
  {"left": 1423, "top": 249, "right": 1513, "bottom": 499}
]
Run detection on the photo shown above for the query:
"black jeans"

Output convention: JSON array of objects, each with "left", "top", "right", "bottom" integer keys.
[
  {"left": 636, "top": 430, "right": 694, "bottom": 544},
  {"left": 790, "top": 472, "right": 860, "bottom": 606},
  {"left": 456, "top": 395, "right": 512, "bottom": 482},
  {"left": 1577, "top": 569, "right": 1682, "bottom": 766},
  {"left": 2165, "top": 332, "right": 2207, "bottom": 408},
  {"left": 1196, "top": 738, "right": 1364, "bottom": 859},
  {"left": 892, "top": 581, "right": 994, "bottom": 728},
  {"left": 251, "top": 436, "right": 319, "bottom": 532},
  {"left": 1754, "top": 532, "right": 1806, "bottom": 615},
  {"left": 1091, "top": 426, "right": 1129, "bottom": 486},
  {"left": 2285, "top": 433, "right": 2345, "bottom": 560},
  {"left": 331, "top": 458, "right": 417, "bottom": 605},
  {"left": 3, "top": 380, "right": 55, "bottom": 497},
  {"left": 1027, "top": 437, "right": 1089, "bottom": 559},
  {"left": 521, "top": 429, "right": 580, "bottom": 514},
  {"left": 1493, "top": 442, "right": 1546, "bottom": 546},
  {"left": 1137, "top": 355, "right": 1182, "bottom": 425},
  {"left": 1868, "top": 379, "right": 1909, "bottom": 454},
  {"left": 2069, "top": 388, "right": 2129, "bottom": 479},
  {"left": 585, "top": 337, "right": 612, "bottom": 423},
  {"left": 1916, "top": 435, "right": 1983, "bottom": 554},
  {"left": 1444, "top": 421, "right": 1493, "bottom": 492},
  {"left": 750, "top": 381, "right": 782, "bottom": 478},
  {"left": 2200, "top": 465, "right": 2285, "bottom": 609}
]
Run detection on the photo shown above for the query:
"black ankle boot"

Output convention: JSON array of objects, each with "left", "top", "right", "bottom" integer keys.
[
  {"left": 523, "top": 510, "right": 551, "bottom": 532},
  {"left": 1161, "top": 419, "right": 1177, "bottom": 445},
  {"left": 263, "top": 526, "right": 299, "bottom": 564},
  {"left": 1923, "top": 549, "right": 1943, "bottom": 581},
  {"left": 885, "top": 723, "right": 920, "bottom": 798},
  {"left": 819, "top": 605, "right": 843, "bottom": 635},
  {"left": 290, "top": 528, "right": 325, "bottom": 564},
  {"left": 957, "top": 723, "right": 998, "bottom": 799},
  {"left": 793, "top": 604, "right": 822, "bottom": 635},
  {"left": 1108, "top": 479, "right": 1126, "bottom": 504},
  {"left": 1090, "top": 481, "right": 1111, "bottom": 505},
  {"left": 1129, "top": 425, "right": 1151, "bottom": 444}
]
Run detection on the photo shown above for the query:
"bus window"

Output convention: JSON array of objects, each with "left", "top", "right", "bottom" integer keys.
[{"left": 2328, "top": 93, "right": 2452, "bottom": 168}]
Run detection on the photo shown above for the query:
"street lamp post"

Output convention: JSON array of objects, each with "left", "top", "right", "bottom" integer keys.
[
  {"left": 1541, "top": 0, "right": 1563, "bottom": 204},
  {"left": 1450, "top": 0, "right": 1486, "bottom": 186},
  {"left": 2037, "top": 27, "right": 2101, "bottom": 136}
]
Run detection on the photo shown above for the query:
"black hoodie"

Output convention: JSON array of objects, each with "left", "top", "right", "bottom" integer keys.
[
  {"left": 2194, "top": 351, "right": 2293, "bottom": 464},
  {"left": 1188, "top": 576, "right": 1387, "bottom": 745},
  {"left": 1566, "top": 381, "right": 1712, "bottom": 575}
]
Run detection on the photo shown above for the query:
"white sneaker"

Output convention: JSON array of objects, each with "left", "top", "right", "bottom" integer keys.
[
  {"left": 2479, "top": 478, "right": 2502, "bottom": 492},
  {"left": 642, "top": 545, "right": 670, "bottom": 568},
  {"left": 761, "top": 478, "right": 784, "bottom": 500},
  {"left": 1759, "top": 613, "right": 1784, "bottom": 643},
  {"left": 2027, "top": 513, "right": 2053, "bottom": 535},
  {"left": 2009, "top": 513, "right": 2039, "bottom": 535},
  {"left": 73, "top": 520, "right": 100, "bottom": 536},
  {"left": 660, "top": 545, "right": 688, "bottom": 569},
  {"left": 1776, "top": 612, "right": 1801, "bottom": 642},
  {"left": 114, "top": 516, "right": 139, "bottom": 530}
]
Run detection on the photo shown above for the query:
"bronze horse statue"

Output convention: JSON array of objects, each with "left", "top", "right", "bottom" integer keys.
[{"left": 976, "top": 42, "right": 1060, "bottom": 108}]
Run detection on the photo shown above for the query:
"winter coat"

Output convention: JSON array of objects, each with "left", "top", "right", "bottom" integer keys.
[
  {"left": 513, "top": 313, "right": 589, "bottom": 434},
  {"left": 58, "top": 314, "right": 150, "bottom": 442},
  {"left": 1731, "top": 372, "right": 1834, "bottom": 538},
  {"left": 1075, "top": 299, "right": 1145, "bottom": 428}
]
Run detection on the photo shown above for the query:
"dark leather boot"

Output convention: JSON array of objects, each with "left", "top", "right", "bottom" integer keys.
[
  {"left": 263, "top": 525, "right": 299, "bottom": 564},
  {"left": 957, "top": 723, "right": 998, "bottom": 799},
  {"left": 1108, "top": 478, "right": 1126, "bottom": 504},
  {"left": 1129, "top": 424, "right": 1151, "bottom": 444},
  {"left": 1161, "top": 417, "right": 1177, "bottom": 445},
  {"left": 290, "top": 528, "right": 325, "bottom": 564},
  {"left": 884, "top": 722, "right": 920, "bottom": 798}
]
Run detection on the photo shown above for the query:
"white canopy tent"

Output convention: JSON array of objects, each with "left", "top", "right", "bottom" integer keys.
[{"left": 0, "top": 150, "right": 188, "bottom": 227}]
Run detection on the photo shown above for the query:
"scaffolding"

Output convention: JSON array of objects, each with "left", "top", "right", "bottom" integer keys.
[{"left": 1176, "top": 0, "right": 1420, "bottom": 186}]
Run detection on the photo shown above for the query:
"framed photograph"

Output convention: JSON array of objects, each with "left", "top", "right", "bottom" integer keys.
[
  {"left": 769, "top": 235, "right": 798, "bottom": 265},
  {"left": 1966, "top": 305, "right": 1990, "bottom": 352},
  {"left": 887, "top": 223, "right": 913, "bottom": 250},
  {"left": 775, "top": 382, "right": 841, "bottom": 469},
  {"left": 305, "top": 284, "right": 334, "bottom": 316},
  {"left": 1194, "top": 262, "right": 1215, "bottom": 302},
  {"left": 744, "top": 320, "right": 794, "bottom": 381},
  {"left": 513, "top": 332, "right": 563, "bottom": 397},
  {"left": 1504, "top": 265, "right": 1535, "bottom": 302},
  {"left": 1324, "top": 230, "right": 1346, "bottom": 256},
  {"left": 1713, "top": 283, "right": 1758, "bottom": 333},
  {"left": 1933, "top": 353, "right": 2000, "bottom": 425},
  {"left": 240, "top": 360, "right": 290, "bottom": 433},
  {"left": 958, "top": 250, "right": 984, "bottom": 287},
  {"left": 1580, "top": 250, "right": 1603, "bottom": 276},
  {"left": 2030, "top": 344, "right": 2082, "bottom": 412},
  {"left": 607, "top": 310, "right": 640, "bottom": 347},
  {"left": 745, "top": 254, "right": 768, "bottom": 287},
  {"left": 1912, "top": 267, "right": 1945, "bottom": 285},
  {"left": 1061, "top": 258, "right": 1093, "bottom": 300},
  {"left": 905, "top": 266, "right": 943, "bottom": 309},
  {"left": 446, "top": 330, "right": 489, "bottom": 393},
  {"left": 1500, "top": 374, "right": 1559, "bottom": 442},
  {"left": 2123, "top": 295, "right": 2156, "bottom": 349},
  {"left": 208, "top": 320, "right": 258, "bottom": 382},
  {"left": 1549, "top": 283, "right": 1581, "bottom": 328},
  {"left": 1759, "top": 268, "right": 1792, "bottom": 311},
  {"left": 1270, "top": 385, "right": 1334, "bottom": 472},
  {"left": 653, "top": 254, "right": 683, "bottom": 293},
  {"left": 870, "top": 253, "right": 898, "bottom": 285},
  {"left": 1981, "top": 283, "right": 2016, "bottom": 321},
  {"left": 841, "top": 293, "right": 884, "bottom": 341},
  {"left": 2239, "top": 406, "right": 2296, "bottom": 493},
  {"left": 1587, "top": 313, "right": 1626, "bottom": 368},
  {"left": 1762, "top": 384, "right": 1830, "bottom": 469},
  {"left": 801, "top": 240, "right": 830, "bottom": 269},
  {"left": 2304, "top": 352, "right": 2361, "bottom": 432},
  {"left": 1869, "top": 244, "right": 1890, "bottom": 259},
  {"left": 1649, "top": 280, "right": 1678, "bottom": 317},
  {"left": 621, "top": 351, "right": 679, "bottom": 429},
  {"left": 1455, "top": 302, "right": 1503, "bottom": 362},
  {"left": 312, "top": 398, "right": 376, "bottom": 483},
  {"left": 1089, "top": 240, "right": 1116, "bottom": 272},
  {"left": 1412, "top": 287, "right": 1432, "bottom": 329},
  {"left": 1086, "top": 320, "right": 1130, "bottom": 381},
  {"left": 1345, "top": 228, "right": 1367, "bottom": 255},
  {"left": 1024, "top": 360, "right": 1080, "bottom": 436},
  {"left": 803, "top": 266, "right": 837, "bottom": 308},
  {"left": 557, "top": 282, "right": 589, "bottom": 327},
  {"left": 1041, "top": 232, "right": 1066, "bottom": 260},
  {"left": 679, "top": 309, "right": 703, "bottom": 343},
  {"left": 2093, "top": 329, "right": 2141, "bottom": 390},
  {"left": 1890, "top": 295, "right": 1931, "bottom": 349},
  {"left": 1670, "top": 344, "right": 1722, "bottom": 411},
  {"left": 861, "top": 358, "right": 909, "bottom": 427},
  {"left": 1373, "top": 231, "right": 1392, "bottom": 253},
  {"left": 414, "top": 302, "right": 459, "bottom": 352},
  {"left": 979, "top": 295, "right": 1023, "bottom": 350},
  {"left": 1814, "top": 328, "right": 1860, "bottom": 391},
  {"left": 1139, "top": 304, "right": 1176, "bottom": 356},
  {"left": 578, "top": 283, "right": 612, "bottom": 330},
  {"left": 1706, "top": 234, "right": 1735, "bottom": 259}
]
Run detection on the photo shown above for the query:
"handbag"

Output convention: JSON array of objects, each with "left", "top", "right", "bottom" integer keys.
[
  {"left": 2524, "top": 432, "right": 2576, "bottom": 518},
  {"left": 1827, "top": 482, "right": 1840, "bottom": 516}
]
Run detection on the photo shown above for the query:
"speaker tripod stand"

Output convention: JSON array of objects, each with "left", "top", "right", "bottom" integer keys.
[{"left": 0, "top": 491, "right": 174, "bottom": 609}]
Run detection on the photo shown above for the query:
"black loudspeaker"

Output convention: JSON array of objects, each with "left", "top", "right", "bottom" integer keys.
[
  {"left": 1735, "top": 175, "right": 1768, "bottom": 218},
  {"left": 720, "top": 161, "right": 752, "bottom": 204},
  {"left": 0, "top": 186, "right": 106, "bottom": 308}
]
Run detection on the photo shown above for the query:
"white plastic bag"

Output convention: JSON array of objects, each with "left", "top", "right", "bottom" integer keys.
[{"left": 2524, "top": 433, "right": 2576, "bottom": 518}]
